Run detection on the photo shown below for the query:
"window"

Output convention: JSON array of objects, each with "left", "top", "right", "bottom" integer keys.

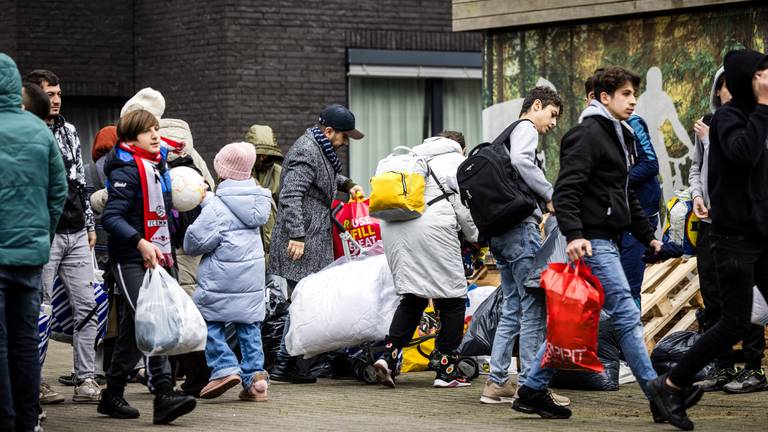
[{"left": 347, "top": 49, "right": 481, "bottom": 185}]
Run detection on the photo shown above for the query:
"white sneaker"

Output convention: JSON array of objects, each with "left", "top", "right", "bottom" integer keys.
[
  {"left": 73, "top": 378, "right": 101, "bottom": 403},
  {"left": 618, "top": 361, "right": 637, "bottom": 385}
]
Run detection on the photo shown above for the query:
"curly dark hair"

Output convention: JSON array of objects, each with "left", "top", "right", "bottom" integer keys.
[
  {"left": 520, "top": 86, "right": 562, "bottom": 117},
  {"left": 592, "top": 66, "right": 641, "bottom": 100},
  {"left": 25, "top": 69, "right": 60, "bottom": 88},
  {"left": 584, "top": 67, "right": 605, "bottom": 97},
  {"left": 438, "top": 130, "right": 466, "bottom": 149}
]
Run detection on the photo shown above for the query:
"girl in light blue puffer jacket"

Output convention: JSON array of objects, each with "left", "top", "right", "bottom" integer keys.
[{"left": 183, "top": 142, "right": 273, "bottom": 402}]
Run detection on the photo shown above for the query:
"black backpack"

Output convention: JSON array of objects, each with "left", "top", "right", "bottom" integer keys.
[{"left": 457, "top": 120, "right": 537, "bottom": 237}]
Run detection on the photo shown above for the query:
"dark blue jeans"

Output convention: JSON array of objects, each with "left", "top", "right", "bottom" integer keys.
[
  {"left": 620, "top": 214, "right": 659, "bottom": 308},
  {"left": 0, "top": 265, "right": 43, "bottom": 432}
]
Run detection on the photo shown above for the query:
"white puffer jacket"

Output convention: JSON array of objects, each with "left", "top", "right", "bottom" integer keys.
[{"left": 380, "top": 137, "right": 478, "bottom": 299}]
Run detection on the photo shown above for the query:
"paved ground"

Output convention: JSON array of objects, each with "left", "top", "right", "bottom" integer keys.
[{"left": 42, "top": 341, "right": 767, "bottom": 431}]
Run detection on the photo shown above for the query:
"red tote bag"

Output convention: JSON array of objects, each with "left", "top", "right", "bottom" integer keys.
[
  {"left": 331, "top": 197, "right": 382, "bottom": 259},
  {"left": 540, "top": 260, "right": 605, "bottom": 372}
]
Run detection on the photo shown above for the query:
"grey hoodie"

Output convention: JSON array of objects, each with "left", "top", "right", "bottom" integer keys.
[{"left": 688, "top": 67, "right": 724, "bottom": 220}]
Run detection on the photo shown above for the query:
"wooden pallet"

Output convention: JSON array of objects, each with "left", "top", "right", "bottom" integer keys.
[{"left": 640, "top": 258, "right": 704, "bottom": 351}]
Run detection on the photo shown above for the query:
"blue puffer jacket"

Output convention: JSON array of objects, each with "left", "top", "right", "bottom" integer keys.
[
  {"left": 184, "top": 178, "right": 272, "bottom": 323},
  {"left": 626, "top": 115, "right": 662, "bottom": 217},
  {"left": 102, "top": 146, "right": 174, "bottom": 263}
]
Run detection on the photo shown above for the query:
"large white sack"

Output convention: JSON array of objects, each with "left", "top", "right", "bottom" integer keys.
[
  {"left": 752, "top": 286, "right": 768, "bottom": 326},
  {"left": 286, "top": 250, "right": 399, "bottom": 358}
]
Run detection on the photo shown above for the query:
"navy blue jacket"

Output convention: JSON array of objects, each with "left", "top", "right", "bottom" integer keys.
[
  {"left": 626, "top": 115, "right": 661, "bottom": 217},
  {"left": 102, "top": 146, "right": 174, "bottom": 263}
]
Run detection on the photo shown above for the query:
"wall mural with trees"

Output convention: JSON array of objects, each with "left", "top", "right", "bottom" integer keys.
[{"left": 482, "top": 6, "right": 768, "bottom": 201}]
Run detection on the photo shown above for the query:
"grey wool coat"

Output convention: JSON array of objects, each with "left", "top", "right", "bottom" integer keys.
[{"left": 269, "top": 129, "right": 352, "bottom": 283}]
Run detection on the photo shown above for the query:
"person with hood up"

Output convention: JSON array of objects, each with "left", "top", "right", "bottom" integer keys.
[
  {"left": 688, "top": 68, "right": 766, "bottom": 394},
  {"left": 244, "top": 124, "right": 283, "bottom": 255},
  {"left": 0, "top": 52, "right": 67, "bottom": 432},
  {"left": 184, "top": 142, "right": 273, "bottom": 402},
  {"left": 97, "top": 109, "right": 197, "bottom": 424},
  {"left": 157, "top": 118, "right": 215, "bottom": 397},
  {"left": 649, "top": 50, "right": 768, "bottom": 431},
  {"left": 373, "top": 135, "right": 479, "bottom": 389}
]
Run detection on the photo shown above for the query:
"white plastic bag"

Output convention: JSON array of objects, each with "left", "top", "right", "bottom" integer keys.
[
  {"left": 286, "top": 244, "right": 400, "bottom": 358},
  {"left": 135, "top": 266, "right": 207, "bottom": 356},
  {"left": 752, "top": 286, "right": 768, "bottom": 326}
]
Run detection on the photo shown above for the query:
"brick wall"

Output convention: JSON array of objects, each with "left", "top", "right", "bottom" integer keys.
[
  {"left": 11, "top": 0, "right": 134, "bottom": 97},
  {"left": 136, "top": 0, "right": 482, "bottom": 166},
  {"left": 4, "top": 0, "right": 482, "bottom": 168},
  {"left": 0, "top": 0, "right": 17, "bottom": 58}
]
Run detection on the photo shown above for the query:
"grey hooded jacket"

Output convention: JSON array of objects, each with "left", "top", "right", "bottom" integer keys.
[{"left": 688, "top": 67, "right": 725, "bottom": 220}]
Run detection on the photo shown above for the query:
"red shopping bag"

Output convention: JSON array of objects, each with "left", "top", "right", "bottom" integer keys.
[
  {"left": 331, "top": 197, "right": 382, "bottom": 259},
  {"left": 540, "top": 260, "right": 605, "bottom": 372}
]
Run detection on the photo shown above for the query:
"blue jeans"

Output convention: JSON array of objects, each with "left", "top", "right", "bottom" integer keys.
[
  {"left": 621, "top": 215, "right": 659, "bottom": 308},
  {"left": 0, "top": 265, "right": 42, "bottom": 432},
  {"left": 523, "top": 239, "right": 657, "bottom": 399},
  {"left": 205, "top": 321, "right": 265, "bottom": 389},
  {"left": 488, "top": 222, "right": 546, "bottom": 386}
]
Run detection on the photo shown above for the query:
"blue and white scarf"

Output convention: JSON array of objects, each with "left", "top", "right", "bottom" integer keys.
[{"left": 311, "top": 127, "right": 342, "bottom": 174}]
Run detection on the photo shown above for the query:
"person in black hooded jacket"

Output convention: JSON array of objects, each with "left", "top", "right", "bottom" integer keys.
[{"left": 648, "top": 49, "right": 768, "bottom": 431}]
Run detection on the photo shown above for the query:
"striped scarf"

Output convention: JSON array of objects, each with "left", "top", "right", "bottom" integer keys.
[{"left": 311, "top": 127, "right": 342, "bottom": 174}]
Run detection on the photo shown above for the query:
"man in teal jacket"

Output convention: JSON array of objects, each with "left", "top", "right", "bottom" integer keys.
[{"left": 0, "top": 53, "right": 67, "bottom": 432}]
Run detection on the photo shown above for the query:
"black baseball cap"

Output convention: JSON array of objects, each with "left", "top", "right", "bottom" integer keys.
[{"left": 318, "top": 104, "right": 364, "bottom": 140}]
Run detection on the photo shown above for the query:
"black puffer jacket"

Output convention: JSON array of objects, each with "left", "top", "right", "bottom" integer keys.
[
  {"left": 553, "top": 115, "right": 655, "bottom": 245},
  {"left": 101, "top": 147, "right": 174, "bottom": 263}
]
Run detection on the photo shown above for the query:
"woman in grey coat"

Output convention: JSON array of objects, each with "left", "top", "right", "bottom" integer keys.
[{"left": 269, "top": 105, "right": 364, "bottom": 383}]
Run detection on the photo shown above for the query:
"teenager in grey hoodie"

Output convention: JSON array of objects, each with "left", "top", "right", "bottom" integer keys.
[{"left": 481, "top": 86, "right": 570, "bottom": 407}]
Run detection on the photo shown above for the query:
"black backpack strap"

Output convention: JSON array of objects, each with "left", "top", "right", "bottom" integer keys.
[
  {"left": 426, "top": 163, "right": 452, "bottom": 206},
  {"left": 491, "top": 119, "right": 534, "bottom": 152}
]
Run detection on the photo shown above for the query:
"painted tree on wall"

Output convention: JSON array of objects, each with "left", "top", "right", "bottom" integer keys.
[{"left": 483, "top": 6, "right": 768, "bottom": 200}]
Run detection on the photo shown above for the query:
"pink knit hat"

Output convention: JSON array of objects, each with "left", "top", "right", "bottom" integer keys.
[{"left": 214, "top": 142, "right": 256, "bottom": 180}]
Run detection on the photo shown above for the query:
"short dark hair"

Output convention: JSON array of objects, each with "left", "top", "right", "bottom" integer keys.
[
  {"left": 438, "top": 130, "right": 466, "bottom": 149},
  {"left": 759, "top": 58, "right": 768, "bottom": 72},
  {"left": 117, "top": 109, "right": 159, "bottom": 142},
  {"left": 592, "top": 66, "right": 641, "bottom": 100},
  {"left": 520, "top": 86, "right": 562, "bottom": 116},
  {"left": 22, "top": 82, "right": 51, "bottom": 120},
  {"left": 584, "top": 67, "right": 605, "bottom": 97},
  {"left": 25, "top": 69, "right": 60, "bottom": 88}
]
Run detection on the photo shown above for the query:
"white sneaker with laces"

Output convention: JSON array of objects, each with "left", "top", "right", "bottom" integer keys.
[{"left": 73, "top": 378, "right": 101, "bottom": 403}]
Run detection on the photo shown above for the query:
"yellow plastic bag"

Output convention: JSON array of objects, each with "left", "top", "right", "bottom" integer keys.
[
  {"left": 369, "top": 171, "right": 426, "bottom": 221},
  {"left": 400, "top": 306, "right": 439, "bottom": 373}
]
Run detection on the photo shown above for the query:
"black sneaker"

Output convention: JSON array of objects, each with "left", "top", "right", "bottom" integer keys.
[
  {"left": 647, "top": 375, "right": 694, "bottom": 431},
  {"left": 512, "top": 385, "right": 571, "bottom": 419},
  {"left": 153, "top": 390, "right": 196, "bottom": 424},
  {"left": 58, "top": 373, "right": 80, "bottom": 387},
  {"left": 97, "top": 389, "right": 140, "bottom": 419},
  {"left": 693, "top": 366, "right": 738, "bottom": 392},
  {"left": 433, "top": 353, "right": 470, "bottom": 388},
  {"left": 650, "top": 385, "right": 704, "bottom": 423},
  {"left": 723, "top": 368, "right": 768, "bottom": 394}
]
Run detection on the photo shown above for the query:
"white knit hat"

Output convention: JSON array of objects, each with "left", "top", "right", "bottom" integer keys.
[{"left": 121, "top": 87, "right": 165, "bottom": 119}]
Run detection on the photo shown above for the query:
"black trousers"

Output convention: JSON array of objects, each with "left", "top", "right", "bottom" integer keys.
[
  {"left": 670, "top": 230, "right": 768, "bottom": 387},
  {"left": 696, "top": 223, "right": 765, "bottom": 369},
  {"left": 387, "top": 294, "right": 466, "bottom": 353},
  {"left": 106, "top": 262, "right": 172, "bottom": 394}
]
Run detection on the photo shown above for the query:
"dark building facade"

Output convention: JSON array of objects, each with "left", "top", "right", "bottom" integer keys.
[{"left": 2, "top": 0, "right": 481, "bottom": 173}]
